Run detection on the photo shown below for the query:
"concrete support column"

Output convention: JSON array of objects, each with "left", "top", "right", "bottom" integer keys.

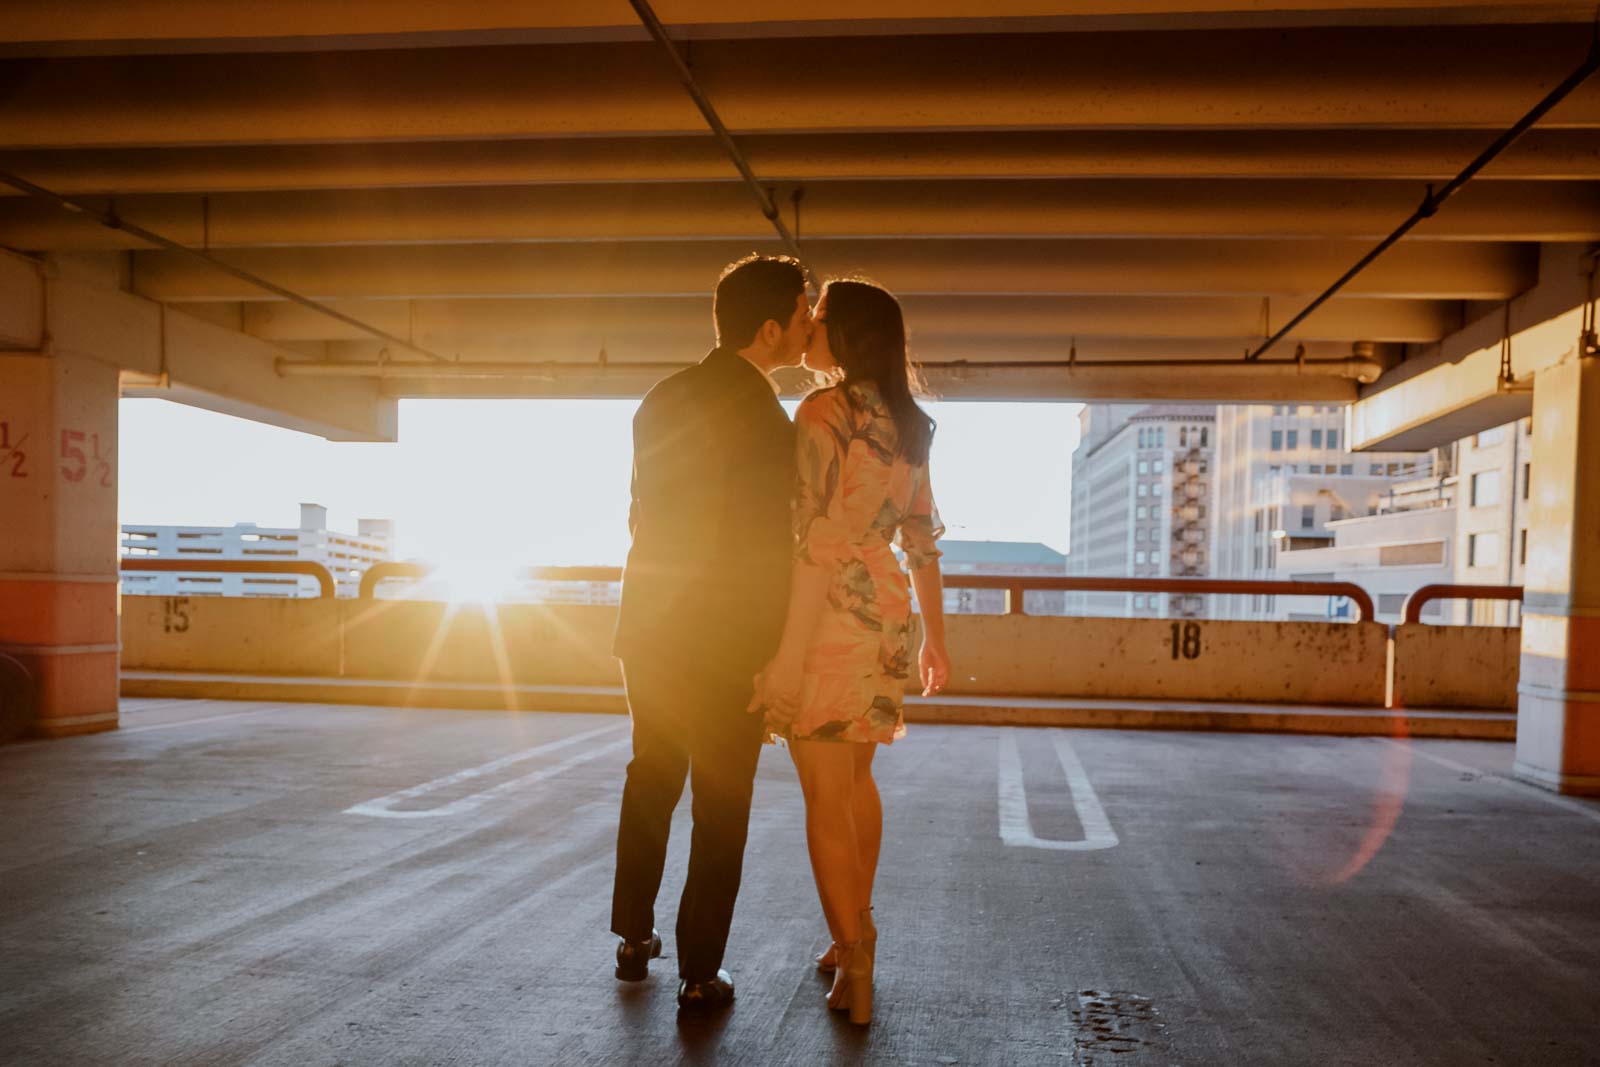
[
  {"left": 1515, "top": 352, "right": 1600, "bottom": 794},
  {"left": 0, "top": 351, "right": 121, "bottom": 737}
]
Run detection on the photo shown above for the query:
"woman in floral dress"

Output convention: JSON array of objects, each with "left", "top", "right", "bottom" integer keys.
[{"left": 751, "top": 278, "right": 950, "bottom": 1025}]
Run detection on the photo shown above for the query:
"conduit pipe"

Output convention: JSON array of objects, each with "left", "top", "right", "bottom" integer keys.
[
  {"left": 276, "top": 355, "right": 1383, "bottom": 383},
  {"left": 1247, "top": 25, "right": 1600, "bottom": 360},
  {"left": 627, "top": 0, "right": 805, "bottom": 264}
]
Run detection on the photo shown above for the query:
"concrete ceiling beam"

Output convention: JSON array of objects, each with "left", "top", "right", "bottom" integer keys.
[
  {"left": 4, "top": 180, "right": 1595, "bottom": 250},
  {"left": 0, "top": 249, "right": 395, "bottom": 441},
  {"left": 125, "top": 238, "right": 1537, "bottom": 303},
  {"left": 2, "top": 26, "right": 1596, "bottom": 149},
  {"left": 371, "top": 360, "right": 1364, "bottom": 404},
  {"left": 218, "top": 294, "right": 1457, "bottom": 345},
  {"left": 1349, "top": 243, "right": 1592, "bottom": 451},
  {"left": 1, "top": 2, "right": 1586, "bottom": 54},
  {"left": 4, "top": 131, "right": 1597, "bottom": 196}
]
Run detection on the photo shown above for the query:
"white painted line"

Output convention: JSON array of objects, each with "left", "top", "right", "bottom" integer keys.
[
  {"left": 998, "top": 729, "right": 1118, "bottom": 851},
  {"left": 1381, "top": 739, "right": 1600, "bottom": 827},
  {"left": 346, "top": 723, "right": 629, "bottom": 819},
  {"left": 121, "top": 706, "right": 283, "bottom": 733}
]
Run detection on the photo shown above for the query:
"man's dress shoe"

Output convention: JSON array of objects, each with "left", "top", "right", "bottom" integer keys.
[
  {"left": 677, "top": 969, "right": 735, "bottom": 1012},
  {"left": 615, "top": 929, "right": 663, "bottom": 982}
]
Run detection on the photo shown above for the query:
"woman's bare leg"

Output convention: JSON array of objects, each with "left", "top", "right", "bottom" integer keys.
[
  {"left": 852, "top": 743, "right": 882, "bottom": 907},
  {"left": 790, "top": 739, "right": 864, "bottom": 948}
]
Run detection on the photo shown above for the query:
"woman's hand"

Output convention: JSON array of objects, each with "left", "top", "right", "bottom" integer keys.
[
  {"left": 919, "top": 640, "right": 950, "bottom": 697},
  {"left": 749, "top": 648, "right": 805, "bottom": 719}
]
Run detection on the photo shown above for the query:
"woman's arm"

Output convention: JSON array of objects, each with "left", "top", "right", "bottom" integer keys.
[{"left": 910, "top": 559, "right": 950, "bottom": 695}]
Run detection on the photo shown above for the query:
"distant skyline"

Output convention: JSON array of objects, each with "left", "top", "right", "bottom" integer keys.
[{"left": 119, "top": 397, "right": 1080, "bottom": 568}]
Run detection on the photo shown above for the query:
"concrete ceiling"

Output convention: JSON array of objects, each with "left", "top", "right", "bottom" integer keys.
[{"left": 1, "top": 2, "right": 1596, "bottom": 406}]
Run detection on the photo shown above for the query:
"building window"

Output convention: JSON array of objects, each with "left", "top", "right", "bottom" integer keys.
[
  {"left": 1468, "top": 532, "right": 1501, "bottom": 567},
  {"left": 1340, "top": 464, "right": 1352, "bottom": 475},
  {"left": 1471, "top": 470, "right": 1501, "bottom": 507},
  {"left": 1153, "top": 459, "right": 1164, "bottom": 473},
  {"left": 1520, "top": 529, "right": 1528, "bottom": 565},
  {"left": 1330, "top": 504, "right": 1346, "bottom": 521},
  {"left": 1136, "top": 505, "right": 1148, "bottom": 520},
  {"left": 1301, "top": 504, "right": 1316, "bottom": 529},
  {"left": 1522, "top": 463, "right": 1531, "bottom": 500},
  {"left": 1138, "top": 483, "right": 1148, "bottom": 497},
  {"left": 1135, "top": 528, "right": 1146, "bottom": 542},
  {"left": 1136, "top": 551, "right": 1148, "bottom": 565},
  {"left": 1369, "top": 463, "right": 1383, "bottom": 475},
  {"left": 1138, "top": 460, "right": 1149, "bottom": 474},
  {"left": 1327, "top": 429, "right": 1339, "bottom": 450},
  {"left": 1134, "top": 595, "right": 1147, "bottom": 609},
  {"left": 1286, "top": 430, "right": 1299, "bottom": 449},
  {"left": 1311, "top": 429, "right": 1323, "bottom": 449},
  {"left": 1180, "top": 427, "right": 1189, "bottom": 448},
  {"left": 1271, "top": 430, "right": 1283, "bottom": 451},
  {"left": 1474, "top": 427, "right": 1506, "bottom": 448}
]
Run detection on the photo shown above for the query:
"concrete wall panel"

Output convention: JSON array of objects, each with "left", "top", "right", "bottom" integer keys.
[
  {"left": 122, "top": 599, "right": 1392, "bottom": 706},
  {"left": 339, "top": 601, "right": 622, "bottom": 687},
  {"left": 940, "top": 615, "right": 1388, "bottom": 706},
  {"left": 121, "top": 595, "right": 342, "bottom": 676},
  {"left": 1393, "top": 624, "right": 1520, "bottom": 710}
]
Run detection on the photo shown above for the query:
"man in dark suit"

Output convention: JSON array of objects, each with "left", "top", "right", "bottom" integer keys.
[{"left": 610, "top": 254, "right": 810, "bottom": 1012}]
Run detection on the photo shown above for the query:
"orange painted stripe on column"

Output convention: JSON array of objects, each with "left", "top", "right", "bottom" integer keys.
[
  {"left": 18, "top": 650, "right": 119, "bottom": 736},
  {"left": 1561, "top": 614, "right": 1600, "bottom": 694},
  {"left": 0, "top": 577, "right": 119, "bottom": 646}
]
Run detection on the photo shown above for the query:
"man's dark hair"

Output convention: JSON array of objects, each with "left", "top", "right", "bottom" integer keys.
[{"left": 714, "top": 254, "right": 808, "bottom": 349}]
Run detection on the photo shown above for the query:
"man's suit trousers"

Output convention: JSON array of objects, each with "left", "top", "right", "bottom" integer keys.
[{"left": 611, "top": 657, "right": 766, "bottom": 982}]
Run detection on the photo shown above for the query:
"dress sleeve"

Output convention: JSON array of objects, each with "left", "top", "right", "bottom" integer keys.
[
  {"left": 896, "top": 463, "right": 945, "bottom": 570},
  {"left": 794, "top": 391, "right": 875, "bottom": 570}
]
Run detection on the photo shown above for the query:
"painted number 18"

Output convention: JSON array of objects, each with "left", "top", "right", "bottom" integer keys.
[{"left": 1169, "top": 622, "right": 1202, "bottom": 660}]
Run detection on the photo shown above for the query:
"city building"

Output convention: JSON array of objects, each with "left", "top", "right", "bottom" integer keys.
[
  {"left": 1208, "top": 404, "right": 1434, "bottom": 619},
  {"left": 1271, "top": 419, "right": 1531, "bottom": 625},
  {"left": 1066, "top": 404, "right": 1215, "bottom": 618},
  {"left": 121, "top": 503, "right": 394, "bottom": 598},
  {"left": 937, "top": 539, "right": 1068, "bottom": 616}
]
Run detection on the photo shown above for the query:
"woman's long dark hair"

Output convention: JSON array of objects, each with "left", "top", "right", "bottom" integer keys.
[{"left": 820, "top": 279, "right": 936, "bottom": 465}]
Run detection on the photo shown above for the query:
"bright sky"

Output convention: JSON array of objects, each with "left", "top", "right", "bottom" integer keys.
[{"left": 118, "top": 397, "right": 1081, "bottom": 567}]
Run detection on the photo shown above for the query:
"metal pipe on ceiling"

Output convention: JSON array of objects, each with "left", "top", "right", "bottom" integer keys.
[
  {"left": 627, "top": 0, "right": 806, "bottom": 265},
  {"left": 275, "top": 356, "right": 1383, "bottom": 383},
  {"left": 1247, "top": 25, "right": 1600, "bottom": 361},
  {"left": 0, "top": 169, "right": 455, "bottom": 363}
]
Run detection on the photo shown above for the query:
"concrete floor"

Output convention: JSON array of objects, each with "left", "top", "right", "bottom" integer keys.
[{"left": 2, "top": 700, "right": 1598, "bottom": 1066}]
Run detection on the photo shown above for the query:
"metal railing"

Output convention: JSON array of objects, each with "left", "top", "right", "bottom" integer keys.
[
  {"left": 1402, "top": 584, "right": 1523, "bottom": 625},
  {"left": 357, "top": 562, "right": 622, "bottom": 600},
  {"left": 120, "top": 558, "right": 337, "bottom": 598},
  {"left": 948, "top": 575, "right": 1377, "bottom": 621},
  {"left": 358, "top": 565, "right": 1378, "bottom": 620}
]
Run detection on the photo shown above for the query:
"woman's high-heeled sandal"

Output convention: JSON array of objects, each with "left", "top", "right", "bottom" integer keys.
[
  {"left": 827, "top": 941, "right": 874, "bottom": 1024},
  {"left": 817, "top": 908, "right": 875, "bottom": 973}
]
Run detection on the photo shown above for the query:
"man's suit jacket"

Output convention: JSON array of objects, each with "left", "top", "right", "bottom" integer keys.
[{"left": 613, "top": 347, "right": 796, "bottom": 679}]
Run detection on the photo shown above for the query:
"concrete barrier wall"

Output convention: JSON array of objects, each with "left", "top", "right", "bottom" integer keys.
[
  {"left": 122, "top": 595, "right": 343, "bottom": 676},
  {"left": 1392, "top": 624, "right": 1520, "bottom": 709},
  {"left": 941, "top": 615, "right": 1389, "bottom": 706},
  {"left": 339, "top": 601, "right": 622, "bottom": 687},
  {"left": 124, "top": 597, "right": 1390, "bottom": 707}
]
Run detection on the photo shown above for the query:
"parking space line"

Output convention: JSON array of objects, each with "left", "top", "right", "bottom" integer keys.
[
  {"left": 998, "top": 729, "right": 1118, "bottom": 851},
  {"left": 1381, "top": 740, "right": 1600, "bottom": 826},
  {"left": 122, "top": 706, "right": 284, "bottom": 733},
  {"left": 346, "top": 723, "right": 629, "bottom": 819}
]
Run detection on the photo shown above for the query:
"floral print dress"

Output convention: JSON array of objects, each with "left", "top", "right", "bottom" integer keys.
[{"left": 772, "top": 380, "right": 944, "bottom": 745}]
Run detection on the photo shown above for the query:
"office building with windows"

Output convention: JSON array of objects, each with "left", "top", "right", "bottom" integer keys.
[
  {"left": 938, "top": 539, "right": 1068, "bottom": 616},
  {"left": 121, "top": 502, "right": 394, "bottom": 598},
  {"left": 1208, "top": 404, "right": 1434, "bottom": 619},
  {"left": 1066, "top": 404, "right": 1215, "bottom": 618},
  {"left": 1269, "top": 419, "right": 1532, "bottom": 624}
]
